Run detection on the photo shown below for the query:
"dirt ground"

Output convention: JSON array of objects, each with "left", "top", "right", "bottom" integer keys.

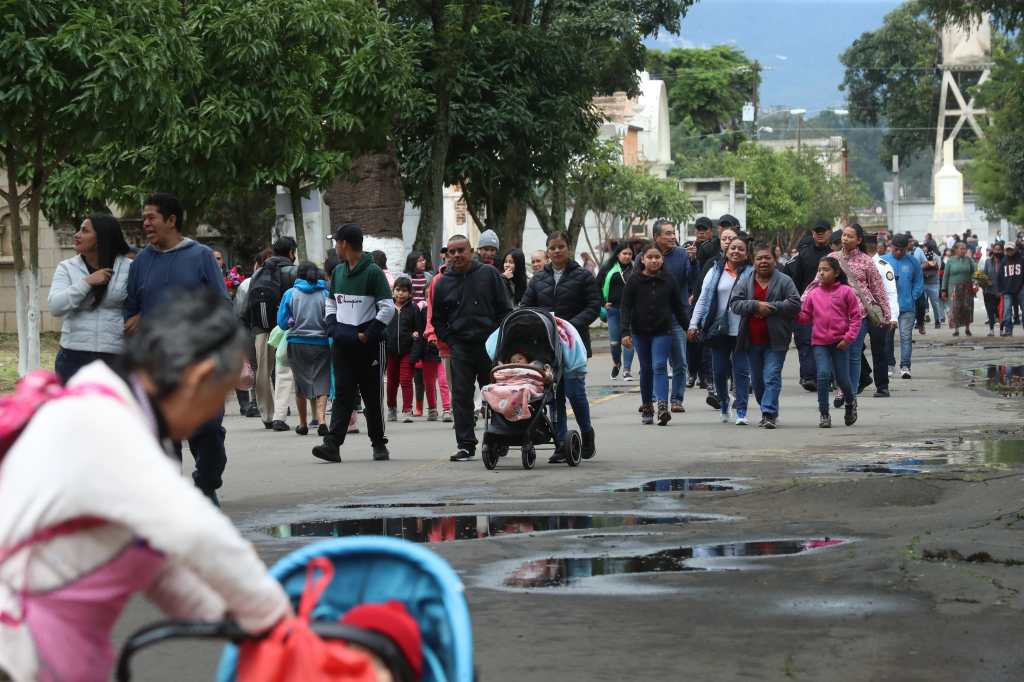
[{"left": 115, "top": 330, "right": 1024, "bottom": 681}]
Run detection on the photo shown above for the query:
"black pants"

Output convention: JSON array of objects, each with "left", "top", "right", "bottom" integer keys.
[
  {"left": 325, "top": 340, "right": 386, "bottom": 448},
  {"left": 450, "top": 342, "right": 493, "bottom": 452},
  {"left": 54, "top": 347, "right": 119, "bottom": 384},
  {"left": 984, "top": 293, "right": 1001, "bottom": 328},
  {"left": 687, "top": 338, "right": 711, "bottom": 385},
  {"left": 867, "top": 324, "right": 891, "bottom": 391},
  {"left": 793, "top": 322, "right": 816, "bottom": 383},
  {"left": 915, "top": 294, "right": 927, "bottom": 327},
  {"left": 173, "top": 410, "right": 227, "bottom": 492}
]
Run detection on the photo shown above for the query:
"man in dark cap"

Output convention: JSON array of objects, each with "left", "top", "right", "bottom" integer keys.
[
  {"left": 687, "top": 217, "right": 715, "bottom": 389},
  {"left": 784, "top": 219, "right": 834, "bottom": 391}
]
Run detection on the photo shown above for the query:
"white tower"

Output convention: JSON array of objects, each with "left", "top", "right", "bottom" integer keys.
[{"left": 934, "top": 14, "right": 993, "bottom": 174}]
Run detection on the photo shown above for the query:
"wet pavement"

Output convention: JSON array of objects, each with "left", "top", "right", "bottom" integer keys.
[
  {"left": 611, "top": 477, "right": 741, "bottom": 493},
  {"left": 967, "top": 363, "right": 1024, "bottom": 396}
]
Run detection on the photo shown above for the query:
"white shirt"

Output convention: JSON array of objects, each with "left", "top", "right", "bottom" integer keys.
[{"left": 872, "top": 254, "right": 900, "bottom": 322}]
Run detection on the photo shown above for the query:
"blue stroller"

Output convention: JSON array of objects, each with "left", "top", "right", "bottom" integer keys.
[{"left": 116, "top": 537, "right": 474, "bottom": 682}]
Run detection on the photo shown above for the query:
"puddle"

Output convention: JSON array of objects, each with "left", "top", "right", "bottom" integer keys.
[
  {"left": 841, "top": 464, "right": 922, "bottom": 475},
  {"left": 587, "top": 385, "right": 639, "bottom": 398},
  {"left": 502, "top": 538, "right": 848, "bottom": 589},
  {"left": 333, "top": 502, "right": 457, "bottom": 510},
  {"left": 967, "top": 364, "right": 1024, "bottom": 396},
  {"left": 848, "top": 438, "right": 1024, "bottom": 470},
  {"left": 612, "top": 478, "right": 739, "bottom": 493},
  {"left": 264, "top": 512, "right": 724, "bottom": 543}
]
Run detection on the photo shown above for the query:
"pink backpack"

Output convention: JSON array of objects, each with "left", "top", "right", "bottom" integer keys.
[{"left": 0, "top": 370, "right": 123, "bottom": 624}]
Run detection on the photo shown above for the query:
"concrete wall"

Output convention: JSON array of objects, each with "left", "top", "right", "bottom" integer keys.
[{"left": 887, "top": 196, "right": 1011, "bottom": 247}]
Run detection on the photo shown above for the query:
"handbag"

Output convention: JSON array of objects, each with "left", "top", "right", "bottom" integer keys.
[
  {"left": 236, "top": 358, "right": 255, "bottom": 391},
  {"left": 838, "top": 256, "right": 885, "bottom": 326}
]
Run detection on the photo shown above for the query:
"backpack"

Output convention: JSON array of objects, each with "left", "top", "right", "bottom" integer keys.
[{"left": 247, "top": 260, "right": 286, "bottom": 330}]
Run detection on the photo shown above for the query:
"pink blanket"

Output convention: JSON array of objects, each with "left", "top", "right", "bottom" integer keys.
[{"left": 482, "top": 366, "right": 547, "bottom": 421}]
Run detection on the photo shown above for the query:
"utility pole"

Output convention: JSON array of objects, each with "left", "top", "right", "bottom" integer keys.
[{"left": 752, "top": 60, "right": 760, "bottom": 124}]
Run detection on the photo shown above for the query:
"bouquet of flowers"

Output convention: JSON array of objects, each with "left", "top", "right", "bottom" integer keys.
[
  {"left": 972, "top": 269, "right": 991, "bottom": 289},
  {"left": 225, "top": 266, "right": 246, "bottom": 293}
]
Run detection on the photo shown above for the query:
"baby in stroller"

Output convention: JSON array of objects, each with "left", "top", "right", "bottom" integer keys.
[{"left": 481, "top": 349, "right": 554, "bottom": 422}]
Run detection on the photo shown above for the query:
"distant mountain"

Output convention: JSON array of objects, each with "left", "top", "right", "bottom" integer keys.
[{"left": 647, "top": 0, "right": 903, "bottom": 112}]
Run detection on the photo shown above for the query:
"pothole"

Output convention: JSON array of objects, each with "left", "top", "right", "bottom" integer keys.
[
  {"left": 263, "top": 512, "right": 730, "bottom": 543},
  {"left": 966, "top": 364, "right": 1024, "bottom": 397},
  {"left": 501, "top": 538, "right": 850, "bottom": 589}
]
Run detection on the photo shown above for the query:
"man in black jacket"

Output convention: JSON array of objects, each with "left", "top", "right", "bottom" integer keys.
[
  {"left": 432, "top": 234, "right": 512, "bottom": 461},
  {"left": 785, "top": 219, "right": 833, "bottom": 390}
]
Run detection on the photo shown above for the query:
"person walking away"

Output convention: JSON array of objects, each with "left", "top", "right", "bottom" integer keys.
[
  {"left": 48, "top": 214, "right": 132, "bottom": 383},
  {"left": 123, "top": 193, "right": 229, "bottom": 505},
  {"left": 0, "top": 293, "right": 289, "bottom": 682},
  {"left": 942, "top": 241, "right": 977, "bottom": 336},
  {"left": 688, "top": 239, "right": 752, "bottom": 425},
  {"left": 797, "top": 257, "right": 863, "bottom": 428},
  {"left": 994, "top": 241, "right": 1024, "bottom": 336},
  {"left": 882, "top": 234, "right": 924, "bottom": 378},
  {"left": 277, "top": 262, "right": 331, "bottom": 435},
  {"left": 620, "top": 244, "right": 688, "bottom": 425},
  {"left": 501, "top": 248, "right": 528, "bottom": 306},
  {"left": 520, "top": 231, "right": 601, "bottom": 461},
  {"left": 652, "top": 220, "right": 691, "bottom": 413},
  {"left": 476, "top": 230, "right": 501, "bottom": 267},
  {"left": 432, "top": 235, "right": 512, "bottom": 461},
  {"left": 785, "top": 220, "right": 834, "bottom": 392},
  {"left": 920, "top": 242, "right": 944, "bottom": 331},
  {"left": 980, "top": 242, "right": 1003, "bottom": 336},
  {"left": 404, "top": 252, "right": 434, "bottom": 416},
  {"left": 423, "top": 257, "right": 454, "bottom": 423},
  {"left": 385, "top": 277, "right": 422, "bottom": 423},
  {"left": 869, "top": 236, "right": 899, "bottom": 397},
  {"left": 687, "top": 217, "right": 715, "bottom": 389},
  {"left": 246, "top": 237, "right": 298, "bottom": 430},
  {"left": 601, "top": 244, "right": 635, "bottom": 381},
  {"left": 729, "top": 242, "right": 800, "bottom": 428},
  {"left": 312, "top": 224, "right": 395, "bottom": 463}
]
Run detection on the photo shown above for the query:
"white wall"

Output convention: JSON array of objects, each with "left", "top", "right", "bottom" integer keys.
[{"left": 888, "top": 196, "right": 1010, "bottom": 245}]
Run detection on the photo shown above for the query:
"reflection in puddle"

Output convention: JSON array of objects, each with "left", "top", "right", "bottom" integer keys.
[
  {"left": 587, "top": 385, "right": 640, "bottom": 398},
  {"left": 265, "top": 513, "right": 719, "bottom": 543},
  {"left": 613, "top": 478, "right": 738, "bottom": 493},
  {"left": 841, "top": 464, "right": 921, "bottom": 475},
  {"left": 968, "top": 365, "right": 1024, "bottom": 396},
  {"left": 504, "top": 538, "right": 847, "bottom": 588}
]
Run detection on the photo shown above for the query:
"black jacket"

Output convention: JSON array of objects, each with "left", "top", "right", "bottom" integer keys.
[
  {"left": 620, "top": 270, "right": 688, "bottom": 337},
  {"left": 385, "top": 301, "right": 422, "bottom": 358},
  {"left": 521, "top": 260, "right": 602, "bottom": 356},
  {"left": 432, "top": 261, "right": 512, "bottom": 345},
  {"left": 995, "top": 252, "right": 1024, "bottom": 294},
  {"left": 785, "top": 239, "right": 833, "bottom": 293},
  {"left": 604, "top": 263, "right": 633, "bottom": 307}
]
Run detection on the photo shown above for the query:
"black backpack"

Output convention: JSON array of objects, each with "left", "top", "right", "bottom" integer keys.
[{"left": 247, "top": 261, "right": 285, "bottom": 330}]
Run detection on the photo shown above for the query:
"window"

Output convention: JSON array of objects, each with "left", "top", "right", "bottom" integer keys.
[{"left": 696, "top": 181, "right": 722, "bottom": 193}]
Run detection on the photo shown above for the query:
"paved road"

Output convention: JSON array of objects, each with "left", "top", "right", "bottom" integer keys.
[{"left": 116, "top": 326, "right": 1024, "bottom": 681}]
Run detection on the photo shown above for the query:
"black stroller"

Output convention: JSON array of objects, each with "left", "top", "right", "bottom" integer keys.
[{"left": 481, "top": 308, "right": 583, "bottom": 470}]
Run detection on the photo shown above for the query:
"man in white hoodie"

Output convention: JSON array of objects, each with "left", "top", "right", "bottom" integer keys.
[{"left": 869, "top": 235, "right": 900, "bottom": 397}]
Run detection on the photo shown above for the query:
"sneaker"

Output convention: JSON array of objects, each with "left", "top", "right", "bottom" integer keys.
[
  {"left": 427, "top": 408, "right": 439, "bottom": 421},
  {"left": 833, "top": 391, "right": 844, "bottom": 409},
  {"left": 735, "top": 415, "right": 749, "bottom": 426},
  {"left": 819, "top": 413, "right": 831, "bottom": 429},
  {"left": 372, "top": 442, "right": 390, "bottom": 461},
  {"left": 309, "top": 419, "right": 319, "bottom": 428},
  {"left": 581, "top": 429, "right": 596, "bottom": 459},
  {"left": 706, "top": 393, "right": 721, "bottom": 410},
  {"left": 686, "top": 376, "right": 696, "bottom": 388},
  {"left": 271, "top": 420, "right": 289, "bottom": 432},
  {"left": 987, "top": 329, "right": 995, "bottom": 337},
  {"left": 263, "top": 420, "right": 273, "bottom": 430},
  {"left": 671, "top": 400, "right": 685, "bottom": 413},
  {"left": 402, "top": 411, "right": 414, "bottom": 423},
  {"left": 548, "top": 447, "right": 567, "bottom": 464},
  {"left": 758, "top": 416, "right": 767, "bottom": 427},
  {"left": 844, "top": 401, "right": 858, "bottom": 426},
  {"left": 622, "top": 370, "right": 634, "bottom": 382},
  {"left": 900, "top": 368, "right": 911, "bottom": 380},
  {"left": 657, "top": 401, "right": 672, "bottom": 426},
  {"left": 387, "top": 408, "right": 398, "bottom": 422},
  {"left": 318, "top": 423, "right": 329, "bottom": 437},
  {"left": 799, "top": 379, "right": 817, "bottom": 393},
  {"left": 934, "top": 322, "right": 941, "bottom": 329},
  {"left": 245, "top": 404, "right": 261, "bottom": 418},
  {"left": 720, "top": 412, "right": 730, "bottom": 423},
  {"left": 295, "top": 424, "right": 309, "bottom": 436},
  {"left": 641, "top": 403, "right": 654, "bottom": 425},
  {"left": 441, "top": 409, "right": 453, "bottom": 423},
  {"left": 952, "top": 330, "right": 959, "bottom": 337},
  {"left": 873, "top": 388, "right": 890, "bottom": 398},
  {"left": 450, "top": 448, "right": 475, "bottom": 462},
  {"left": 312, "top": 444, "right": 341, "bottom": 463},
  {"left": 611, "top": 365, "right": 620, "bottom": 379},
  {"left": 763, "top": 415, "right": 778, "bottom": 430}
]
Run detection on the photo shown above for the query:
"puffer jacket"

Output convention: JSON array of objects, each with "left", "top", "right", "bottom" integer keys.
[
  {"left": 47, "top": 254, "right": 131, "bottom": 354},
  {"left": 796, "top": 283, "right": 863, "bottom": 346},
  {"left": 386, "top": 301, "right": 423, "bottom": 357},
  {"left": 520, "top": 260, "right": 602, "bottom": 356}
]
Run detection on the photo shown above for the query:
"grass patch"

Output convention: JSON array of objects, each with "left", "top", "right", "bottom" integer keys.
[{"left": 0, "top": 333, "right": 61, "bottom": 393}]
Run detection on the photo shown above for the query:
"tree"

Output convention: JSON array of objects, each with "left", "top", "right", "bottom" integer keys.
[
  {"left": 1, "top": 0, "right": 194, "bottom": 373},
  {"left": 202, "top": 187, "right": 277, "bottom": 270},
  {"left": 839, "top": 1, "right": 941, "bottom": 168},
  {"left": 920, "top": 0, "right": 1024, "bottom": 32}
]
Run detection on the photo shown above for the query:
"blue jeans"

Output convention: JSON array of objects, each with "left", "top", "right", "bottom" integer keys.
[
  {"left": 793, "top": 322, "right": 816, "bottom": 383},
  {"left": 813, "top": 345, "right": 853, "bottom": 414},
  {"left": 554, "top": 373, "right": 592, "bottom": 444},
  {"left": 923, "top": 284, "right": 943, "bottom": 324},
  {"left": 747, "top": 345, "right": 786, "bottom": 417},
  {"left": 669, "top": 323, "right": 688, "bottom": 403},
  {"left": 897, "top": 310, "right": 916, "bottom": 368},
  {"left": 846, "top": 319, "right": 869, "bottom": 394},
  {"left": 633, "top": 333, "right": 673, "bottom": 404},
  {"left": 606, "top": 307, "right": 634, "bottom": 371},
  {"left": 1002, "top": 291, "right": 1024, "bottom": 333},
  {"left": 710, "top": 338, "right": 750, "bottom": 417}
]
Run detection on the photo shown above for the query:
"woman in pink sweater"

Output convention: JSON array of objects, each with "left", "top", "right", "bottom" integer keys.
[{"left": 797, "top": 256, "right": 864, "bottom": 428}]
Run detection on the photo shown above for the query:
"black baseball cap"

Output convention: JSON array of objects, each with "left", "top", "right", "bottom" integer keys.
[
  {"left": 331, "top": 223, "right": 363, "bottom": 249},
  {"left": 717, "top": 214, "right": 740, "bottom": 228},
  {"left": 812, "top": 219, "right": 831, "bottom": 233},
  {"left": 892, "top": 234, "right": 910, "bottom": 248}
]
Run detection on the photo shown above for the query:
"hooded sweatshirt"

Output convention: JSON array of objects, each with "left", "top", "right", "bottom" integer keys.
[
  {"left": 325, "top": 252, "right": 395, "bottom": 346},
  {"left": 124, "top": 238, "right": 227, "bottom": 318},
  {"left": 994, "top": 251, "right": 1024, "bottom": 295},
  {"left": 785, "top": 237, "right": 833, "bottom": 293},
  {"left": 797, "top": 282, "right": 863, "bottom": 346},
  {"left": 277, "top": 279, "right": 329, "bottom": 345}
]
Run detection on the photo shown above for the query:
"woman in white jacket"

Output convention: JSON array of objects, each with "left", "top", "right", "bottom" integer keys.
[
  {"left": 0, "top": 293, "right": 289, "bottom": 682},
  {"left": 47, "top": 214, "right": 133, "bottom": 382}
]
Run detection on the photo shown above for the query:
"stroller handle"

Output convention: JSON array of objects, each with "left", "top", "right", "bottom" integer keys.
[{"left": 115, "top": 619, "right": 415, "bottom": 682}]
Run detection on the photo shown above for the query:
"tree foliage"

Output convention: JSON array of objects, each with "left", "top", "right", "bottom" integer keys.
[{"left": 920, "top": 0, "right": 1024, "bottom": 33}]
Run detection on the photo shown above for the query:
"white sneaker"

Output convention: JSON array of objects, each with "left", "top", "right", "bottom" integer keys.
[
  {"left": 720, "top": 412, "right": 731, "bottom": 423},
  {"left": 900, "top": 368, "right": 911, "bottom": 379},
  {"left": 623, "top": 370, "right": 634, "bottom": 382},
  {"left": 735, "top": 416, "right": 749, "bottom": 426}
]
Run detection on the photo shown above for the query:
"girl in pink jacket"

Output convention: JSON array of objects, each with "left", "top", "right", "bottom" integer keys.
[{"left": 797, "top": 256, "right": 863, "bottom": 428}]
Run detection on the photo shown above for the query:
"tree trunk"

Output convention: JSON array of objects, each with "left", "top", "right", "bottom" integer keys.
[
  {"left": 496, "top": 197, "right": 526, "bottom": 251},
  {"left": 287, "top": 180, "right": 309, "bottom": 262},
  {"left": 566, "top": 193, "right": 589, "bottom": 257},
  {"left": 5, "top": 146, "right": 41, "bottom": 375},
  {"left": 413, "top": 99, "right": 450, "bottom": 263}
]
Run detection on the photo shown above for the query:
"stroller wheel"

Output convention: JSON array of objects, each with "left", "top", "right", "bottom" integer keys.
[
  {"left": 482, "top": 444, "right": 498, "bottom": 470},
  {"left": 566, "top": 430, "right": 582, "bottom": 467},
  {"left": 521, "top": 445, "right": 536, "bottom": 470}
]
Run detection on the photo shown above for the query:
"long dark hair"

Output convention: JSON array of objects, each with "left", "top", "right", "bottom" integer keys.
[
  {"left": 597, "top": 243, "right": 634, "bottom": 284},
  {"left": 404, "top": 251, "right": 423, "bottom": 276},
  {"left": 845, "top": 223, "right": 868, "bottom": 253},
  {"left": 502, "top": 248, "right": 528, "bottom": 304},
  {"left": 819, "top": 256, "right": 849, "bottom": 286},
  {"left": 87, "top": 213, "right": 130, "bottom": 309}
]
